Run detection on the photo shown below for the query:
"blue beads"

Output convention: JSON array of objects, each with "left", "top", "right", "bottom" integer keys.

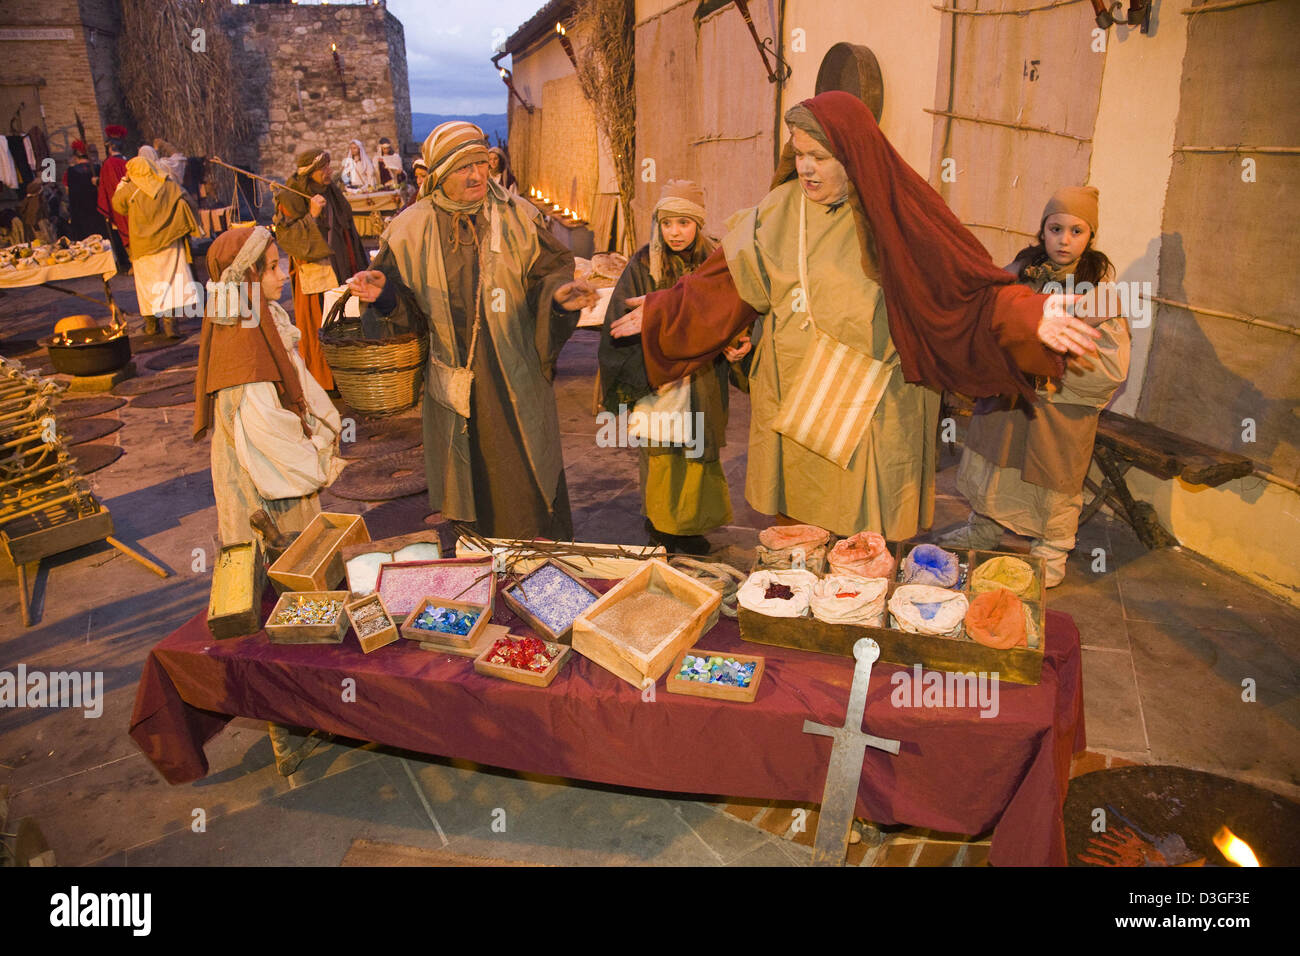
[
  {"left": 676, "top": 654, "right": 757, "bottom": 688},
  {"left": 412, "top": 605, "right": 479, "bottom": 636}
]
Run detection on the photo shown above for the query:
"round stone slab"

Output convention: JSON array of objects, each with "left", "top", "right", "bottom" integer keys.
[
  {"left": 69, "top": 443, "right": 124, "bottom": 474},
  {"left": 338, "top": 416, "right": 423, "bottom": 459},
  {"left": 141, "top": 344, "right": 201, "bottom": 372},
  {"left": 59, "top": 416, "right": 123, "bottom": 446},
  {"left": 329, "top": 449, "right": 427, "bottom": 501},
  {"left": 112, "top": 371, "right": 195, "bottom": 397},
  {"left": 130, "top": 384, "right": 195, "bottom": 408},
  {"left": 54, "top": 395, "right": 127, "bottom": 419}
]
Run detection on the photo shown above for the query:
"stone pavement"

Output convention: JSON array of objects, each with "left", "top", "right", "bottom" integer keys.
[{"left": 1, "top": 270, "right": 1296, "bottom": 866}]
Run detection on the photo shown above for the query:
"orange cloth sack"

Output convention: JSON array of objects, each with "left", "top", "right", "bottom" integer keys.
[
  {"left": 965, "top": 587, "right": 1028, "bottom": 649},
  {"left": 828, "top": 531, "right": 895, "bottom": 578},
  {"left": 758, "top": 524, "right": 830, "bottom": 551}
]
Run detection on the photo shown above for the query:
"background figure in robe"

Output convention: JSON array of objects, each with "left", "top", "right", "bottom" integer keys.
[
  {"left": 376, "top": 137, "right": 403, "bottom": 188},
  {"left": 611, "top": 91, "right": 1101, "bottom": 539},
  {"left": 97, "top": 137, "right": 130, "bottom": 272},
  {"left": 62, "top": 141, "right": 105, "bottom": 241},
  {"left": 340, "top": 139, "right": 378, "bottom": 191},
  {"left": 346, "top": 121, "right": 597, "bottom": 539},
  {"left": 112, "top": 149, "right": 200, "bottom": 338},
  {"left": 599, "top": 180, "right": 749, "bottom": 554},
  {"left": 193, "top": 226, "right": 343, "bottom": 547},
  {"left": 275, "top": 148, "right": 367, "bottom": 390},
  {"left": 488, "top": 147, "right": 517, "bottom": 193},
  {"left": 942, "top": 187, "right": 1131, "bottom": 586}
]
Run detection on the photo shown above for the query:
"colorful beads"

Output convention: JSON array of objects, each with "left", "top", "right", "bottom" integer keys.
[
  {"left": 486, "top": 636, "right": 560, "bottom": 673},
  {"left": 272, "top": 597, "right": 343, "bottom": 626},
  {"left": 411, "top": 605, "right": 479, "bottom": 636},
  {"left": 675, "top": 654, "right": 757, "bottom": 688}
]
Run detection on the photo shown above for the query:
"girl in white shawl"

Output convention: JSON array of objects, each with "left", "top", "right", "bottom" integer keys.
[{"left": 340, "top": 139, "right": 378, "bottom": 190}]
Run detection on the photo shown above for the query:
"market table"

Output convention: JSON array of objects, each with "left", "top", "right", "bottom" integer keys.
[
  {"left": 129, "top": 585, "right": 1084, "bottom": 866},
  {"left": 0, "top": 247, "right": 124, "bottom": 325},
  {"left": 346, "top": 189, "right": 402, "bottom": 238}
]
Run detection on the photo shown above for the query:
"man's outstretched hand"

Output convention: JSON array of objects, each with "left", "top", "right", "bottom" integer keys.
[
  {"left": 346, "top": 270, "right": 386, "bottom": 303},
  {"left": 554, "top": 279, "right": 599, "bottom": 312}
]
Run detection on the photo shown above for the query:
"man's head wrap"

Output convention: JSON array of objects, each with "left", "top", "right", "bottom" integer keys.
[
  {"left": 419, "top": 121, "right": 490, "bottom": 199},
  {"left": 296, "top": 149, "right": 329, "bottom": 176},
  {"left": 649, "top": 180, "right": 709, "bottom": 285},
  {"left": 1041, "top": 186, "right": 1099, "bottom": 235},
  {"left": 127, "top": 148, "right": 169, "bottom": 199}
]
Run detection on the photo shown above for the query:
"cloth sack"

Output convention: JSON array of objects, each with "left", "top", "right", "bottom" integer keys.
[
  {"left": 901, "top": 544, "right": 961, "bottom": 588},
  {"left": 756, "top": 523, "right": 830, "bottom": 574},
  {"left": 737, "top": 568, "right": 819, "bottom": 617},
  {"left": 965, "top": 587, "right": 1033, "bottom": 649},
  {"left": 628, "top": 377, "right": 692, "bottom": 445},
  {"left": 970, "top": 555, "right": 1036, "bottom": 598},
  {"left": 889, "top": 584, "right": 968, "bottom": 638},
  {"left": 828, "top": 531, "right": 895, "bottom": 579},
  {"left": 297, "top": 259, "right": 339, "bottom": 296},
  {"left": 810, "top": 574, "right": 888, "bottom": 626}
]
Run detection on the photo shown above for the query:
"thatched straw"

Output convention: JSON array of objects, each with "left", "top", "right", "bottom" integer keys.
[
  {"left": 571, "top": 0, "right": 637, "bottom": 253},
  {"left": 118, "top": 0, "right": 251, "bottom": 201}
]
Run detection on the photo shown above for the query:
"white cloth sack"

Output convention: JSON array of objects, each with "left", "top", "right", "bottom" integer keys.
[
  {"left": 737, "top": 568, "right": 820, "bottom": 617},
  {"left": 810, "top": 574, "right": 888, "bottom": 626},
  {"left": 888, "top": 585, "right": 969, "bottom": 639}
]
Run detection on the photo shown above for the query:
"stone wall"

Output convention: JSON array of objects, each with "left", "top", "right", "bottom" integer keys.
[
  {"left": 0, "top": 0, "right": 110, "bottom": 169},
  {"left": 226, "top": 1, "right": 413, "bottom": 185}
]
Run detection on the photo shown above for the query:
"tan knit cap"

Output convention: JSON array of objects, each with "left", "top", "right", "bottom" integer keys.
[{"left": 1042, "top": 186, "right": 1099, "bottom": 233}]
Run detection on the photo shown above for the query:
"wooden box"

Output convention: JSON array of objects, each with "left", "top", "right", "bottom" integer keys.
[
  {"left": 400, "top": 596, "right": 491, "bottom": 650},
  {"left": 375, "top": 555, "right": 496, "bottom": 617},
  {"left": 571, "top": 559, "right": 721, "bottom": 690},
  {"left": 265, "top": 590, "right": 351, "bottom": 644},
  {"left": 268, "top": 512, "right": 370, "bottom": 592},
  {"left": 666, "top": 647, "right": 766, "bottom": 704},
  {"left": 342, "top": 530, "right": 444, "bottom": 596},
  {"left": 738, "top": 547, "right": 1048, "bottom": 686},
  {"left": 474, "top": 638, "right": 571, "bottom": 688},
  {"left": 207, "top": 541, "right": 265, "bottom": 640},
  {"left": 500, "top": 559, "right": 603, "bottom": 644},
  {"left": 345, "top": 593, "right": 400, "bottom": 654}
]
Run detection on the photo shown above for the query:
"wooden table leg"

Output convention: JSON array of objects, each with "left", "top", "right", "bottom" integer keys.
[
  {"left": 1093, "top": 448, "right": 1179, "bottom": 550},
  {"left": 104, "top": 536, "right": 170, "bottom": 577},
  {"left": 15, "top": 559, "right": 34, "bottom": 627}
]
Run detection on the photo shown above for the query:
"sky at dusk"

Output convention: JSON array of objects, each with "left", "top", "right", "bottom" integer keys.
[{"left": 384, "top": 0, "right": 544, "bottom": 114}]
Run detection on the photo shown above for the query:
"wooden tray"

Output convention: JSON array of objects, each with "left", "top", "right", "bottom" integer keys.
[
  {"left": 500, "top": 558, "right": 603, "bottom": 644},
  {"left": 400, "top": 596, "right": 491, "bottom": 649},
  {"left": 666, "top": 647, "right": 766, "bottom": 703},
  {"left": 268, "top": 512, "right": 369, "bottom": 592},
  {"left": 345, "top": 593, "right": 400, "bottom": 654},
  {"left": 375, "top": 555, "right": 495, "bottom": 617},
  {"left": 208, "top": 541, "right": 264, "bottom": 640},
  {"left": 571, "top": 559, "right": 721, "bottom": 690},
  {"left": 265, "top": 590, "right": 351, "bottom": 644},
  {"left": 474, "top": 638, "right": 571, "bottom": 687}
]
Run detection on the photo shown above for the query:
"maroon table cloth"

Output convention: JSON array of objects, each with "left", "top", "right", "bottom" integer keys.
[{"left": 130, "top": 588, "right": 1085, "bottom": 866}]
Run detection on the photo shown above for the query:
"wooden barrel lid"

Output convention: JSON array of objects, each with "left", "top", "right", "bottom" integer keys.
[{"left": 815, "top": 43, "right": 884, "bottom": 123}]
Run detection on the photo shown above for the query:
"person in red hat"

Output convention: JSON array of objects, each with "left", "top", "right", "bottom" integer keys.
[
  {"left": 610, "top": 91, "right": 1100, "bottom": 540},
  {"left": 97, "top": 127, "right": 130, "bottom": 270}
]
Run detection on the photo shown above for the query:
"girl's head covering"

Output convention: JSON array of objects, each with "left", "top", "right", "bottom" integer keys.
[
  {"left": 1041, "top": 186, "right": 1099, "bottom": 234},
  {"left": 193, "top": 227, "right": 307, "bottom": 441},
  {"left": 649, "top": 180, "right": 709, "bottom": 285}
]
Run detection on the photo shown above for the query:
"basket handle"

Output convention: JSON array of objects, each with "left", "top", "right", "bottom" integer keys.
[{"left": 321, "top": 286, "right": 354, "bottom": 338}]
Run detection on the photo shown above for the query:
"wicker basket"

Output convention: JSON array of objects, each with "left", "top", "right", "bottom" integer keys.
[{"left": 321, "top": 289, "right": 426, "bottom": 417}]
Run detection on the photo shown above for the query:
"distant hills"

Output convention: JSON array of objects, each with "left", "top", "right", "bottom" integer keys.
[{"left": 411, "top": 113, "right": 508, "bottom": 147}]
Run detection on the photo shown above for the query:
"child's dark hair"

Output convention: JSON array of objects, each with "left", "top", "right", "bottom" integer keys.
[{"left": 1012, "top": 222, "right": 1114, "bottom": 286}]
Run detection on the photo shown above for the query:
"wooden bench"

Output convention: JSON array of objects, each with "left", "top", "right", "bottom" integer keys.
[
  {"left": 939, "top": 396, "right": 1255, "bottom": 550},
  {"left": 1082, "top": 411, "right": 1254, "bottom": 549}
]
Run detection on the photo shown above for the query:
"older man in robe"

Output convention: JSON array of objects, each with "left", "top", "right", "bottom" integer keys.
[
  {"left": 346, "top": 122, "right": 596, "bottom": 539},
  {"left": 275, "top": 148, "right": 367, "bottom": 389},
  {"left": 612, "top": 92, "right": 1099, "bottom": 540}
]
